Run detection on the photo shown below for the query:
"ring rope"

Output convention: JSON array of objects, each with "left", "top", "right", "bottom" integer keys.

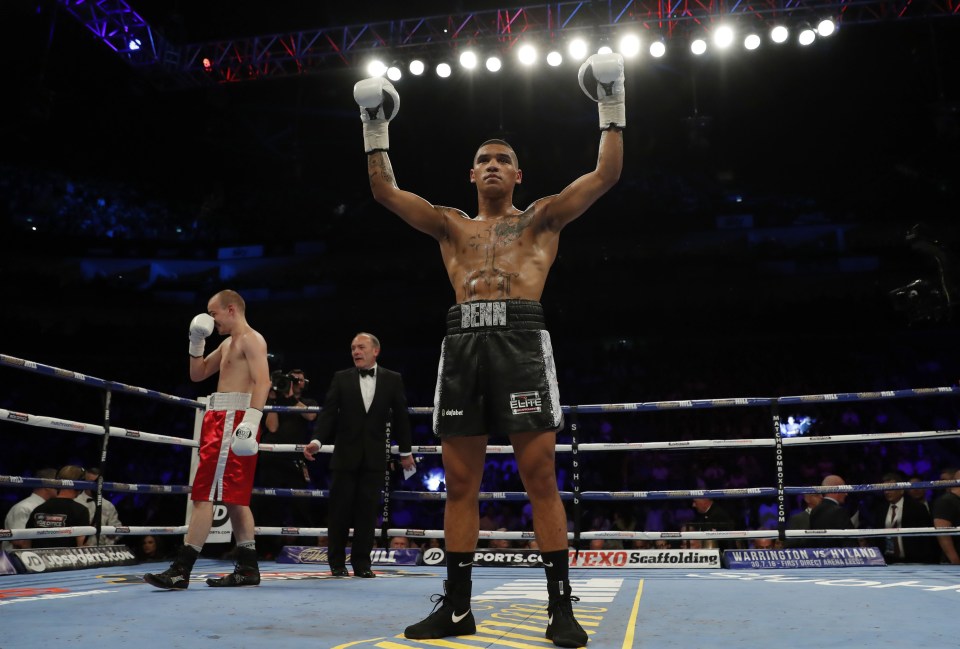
[
  {"left": 4, "top": 355, "right": 960, "bottom": 549},
  {"left": 0, "top": 353, "right": 203, "bottom": 409},
  {"left": 6, "top": 523, "right": 960, "bottom": 543}
]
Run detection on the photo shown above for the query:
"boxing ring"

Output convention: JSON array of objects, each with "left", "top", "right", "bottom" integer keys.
[{"left": 2, "top": 352, "right": 960, "bottom": 649}]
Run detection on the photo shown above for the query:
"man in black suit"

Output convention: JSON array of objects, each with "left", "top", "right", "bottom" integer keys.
[
  {"left": 303, "top": 332, "right": 415, "bottom": 578},
  {"left": 873, "top": 471, "right": 938, "bottom": 563},
  {"left": 784, "top": 493, "right": 823, "bottom": 548},
  {"left": 808, "top": 474, "right": 857, "bottom": 547}
]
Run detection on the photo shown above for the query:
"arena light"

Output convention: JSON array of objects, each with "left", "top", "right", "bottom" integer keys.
[
  {"left": 423, "top": 467, "right": 445, "bottom": 492},
  {"left": 798, "top": 26, "right": 817, "bottom": 46},
  {"left": 386, "top": 66, "right": 402, "bottom": 82},
  {"left": 817, "top": 18, "right": 836, "bottom": 37},
  {"left": 366, "top": 59, "right": 387, "bottom": 77},
  {"left": 770, "top": 25, "right": 789, "bottom": 44},
  {"left": 649, "top": 40, "right": 666, "bottom": 58},
  {"left": 713, "top": 25, "right": 735, "bottom": 50},
  {"left": 459, "top": 50, "right": 478, "bottom": 70},
  {"left": 690, "top": 39, "right": 707, "bottom": 56},
  {"left": 744, "top": 34, "right": 761, "bottom": 51},
  {"left": 409, "top": 59, "right": 425, "bottom": 76},
  {"left": 619, "top": 34, "right": 641, "bottom": 58},
  {"left": 485, "top": 56, "right": 502, "bottom": 72},
  {"left": 597, "top": 45, "right": 614, "bottom": 55},
  {"left": 546, "top": 50, "right": 563, "bottom": 67},
  {"left": 128, "top": 38, "right": 141, "bottom": 51},
  {"left": 568, "top": 38, "right": 589, "bottom": 61},
  {"left": 436, "top": 62, "right": 452, "bottom": 78},
  {"left": 518, "top": 44, "right": 537, "bottom": 65}
]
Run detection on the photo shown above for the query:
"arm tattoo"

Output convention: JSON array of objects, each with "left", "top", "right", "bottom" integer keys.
[{"left": 367, "top": 152, "right": 396, "bottom": 188}]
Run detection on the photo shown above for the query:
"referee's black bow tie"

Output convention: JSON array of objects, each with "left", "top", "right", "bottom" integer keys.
[{"left": 358, "top": 368, "right": 375, "bottom": 378}]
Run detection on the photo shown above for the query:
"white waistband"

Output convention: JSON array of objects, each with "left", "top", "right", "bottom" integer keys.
[{"left": 207, "top": 392, "right": 251, "bottom": 411}]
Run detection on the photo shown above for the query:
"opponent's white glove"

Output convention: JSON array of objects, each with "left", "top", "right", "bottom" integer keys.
[
  {"left": 188, "top": 313, "right": 215, "bottom": 358},
  {"left": 231, "top": 408, "right": 262, "bottom": 457},
  {"left": 353, "top": 76, "right": 400, "bottom": 153},
  {"left": 578, "top": 52, "right": 626, "bottom": 130}
]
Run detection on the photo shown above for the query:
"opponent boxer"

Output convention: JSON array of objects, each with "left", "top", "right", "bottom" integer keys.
[
  {"left": 355, "top": 53, "right": 625, "bottom": 647},
  {"left": 144, "top": 289, "right": 271, "bottom": 589}
]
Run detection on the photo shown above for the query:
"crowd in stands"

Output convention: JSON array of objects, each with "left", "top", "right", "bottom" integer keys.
[{"left": 1, "top": 164, "right": 205, "bottom": 241}]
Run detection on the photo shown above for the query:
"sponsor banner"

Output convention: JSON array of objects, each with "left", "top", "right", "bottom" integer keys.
[
  {"left": 724, "top": 546, "right": 887, "bottom": 569},
  {"left": 9, "top": 545, "right": 137, "bottom": 574},
  {"left": 569, "top": 549, "right": 721, "bottom": 569},
  {"left": 0, "top": 552, "right": 17, "bottom": 576},
  {"left": 185, "top": 500, "right": 233, "bottom": 544},
  {"left": 425, "top": 548, "right": 721, "bottom": 569},
  {"left": 277, "top": 546, "right": 420, "bottom": 566},
  {"left": 472, "top": 549, "right": 543, "bottom": 567}
]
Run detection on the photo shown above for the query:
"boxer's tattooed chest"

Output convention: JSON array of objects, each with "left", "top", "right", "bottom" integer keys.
[
  {"left": 467, "top": 208, "right": 534, "bottom": 255},
  {"left": 462, "top": 209, "right": 533, "bottom": 298}
]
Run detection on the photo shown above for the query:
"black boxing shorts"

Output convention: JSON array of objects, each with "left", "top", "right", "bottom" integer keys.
[{"left": 433, "top": 299, "right": 564, "bottom": 438}]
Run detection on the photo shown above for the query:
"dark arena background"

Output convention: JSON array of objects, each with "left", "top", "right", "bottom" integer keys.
[{"left": 2, "top": 2, "right": 960, "bottom": 648}]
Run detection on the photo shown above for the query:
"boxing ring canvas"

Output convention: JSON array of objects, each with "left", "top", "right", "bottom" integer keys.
[{"left": 2, "top": 561, "right": 956, "bottom": 648}]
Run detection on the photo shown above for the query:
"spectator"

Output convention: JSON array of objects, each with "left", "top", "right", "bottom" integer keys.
[
  {"left": 808, "top": 475, "right": 856, "bottom": 548},
  {"left": 872, "top": 471, "right": 937, "bottom": 563},
  {"left": 138, "top": 535, "right": 167, "bottom": 562},
  {"left": 785, "top": 493, "right": 823, "bottom": 548},
  {"left": 255, "top": 367, "right": 318, "bottom": 559},
  {"left": 74, "top": 467, "right": 124, "bottom": 546},
  {"left": 907, "top": 474, "right": 931, "bottom": 511},
  {"left": 25, "top": 465, "right": 91, "bottom": 548},
  {"left": 690, "top": 497, "right": 738, "bottom": 549},
  {"left": 932, "top": 468, "right": 960, "bottom": 564},
  {"left": 2, "top": 468, "right": 58, "bottom": 551}
]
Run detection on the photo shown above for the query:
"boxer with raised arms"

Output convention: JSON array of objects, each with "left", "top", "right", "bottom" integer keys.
[{"left": 354, "top": 52, "right": 625, "bottom": 647}]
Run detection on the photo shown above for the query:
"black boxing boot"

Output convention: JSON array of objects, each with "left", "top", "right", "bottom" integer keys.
[
  {"left": 144, "top": 545, "right": 198, "bottom": 590},
  {"left": 546, "top": 580, "right": 588, "bottom": 647},
  {"left": 206, "top": 546, "right": 261, "bottom": 587},
  {"left": 404, "top": 580, "right": 476, "bottom": 639}
]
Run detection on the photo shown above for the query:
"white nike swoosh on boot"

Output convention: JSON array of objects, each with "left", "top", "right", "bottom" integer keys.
[
  {"left": 548, "top": 614, "right": 554, "bottom": 626},
  {"left": 541, "top": 561, "right": 554, "bottom": 567},
  {"left": 458, "top": 561, "right": 473, "bottom": 567},
  {"left": 451, "top": 609, "right": 471, "bottom": 623}
]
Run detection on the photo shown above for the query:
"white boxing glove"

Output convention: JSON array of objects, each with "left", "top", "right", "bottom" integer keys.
[
  {"left": 353, "top": 76, "right": 400, "bottom": 153},
  {"left": 578, "top": 52, "right": 626, "bottom": 130},
  {"left": 188, "top": 313, "right": 215, "bottom": 358},
  {"left": 231, "top": 408, "right": 262, "bottom": 457}
]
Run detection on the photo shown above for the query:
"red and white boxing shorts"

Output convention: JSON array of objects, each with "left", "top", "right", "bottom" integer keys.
[{"left": 192, "top": 392, "right": 260, "bottom": 506}]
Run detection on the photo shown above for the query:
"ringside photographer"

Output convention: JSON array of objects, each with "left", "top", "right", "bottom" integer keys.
[{"left": 253, "top": 368, "right": 319, "bottom": 558}]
